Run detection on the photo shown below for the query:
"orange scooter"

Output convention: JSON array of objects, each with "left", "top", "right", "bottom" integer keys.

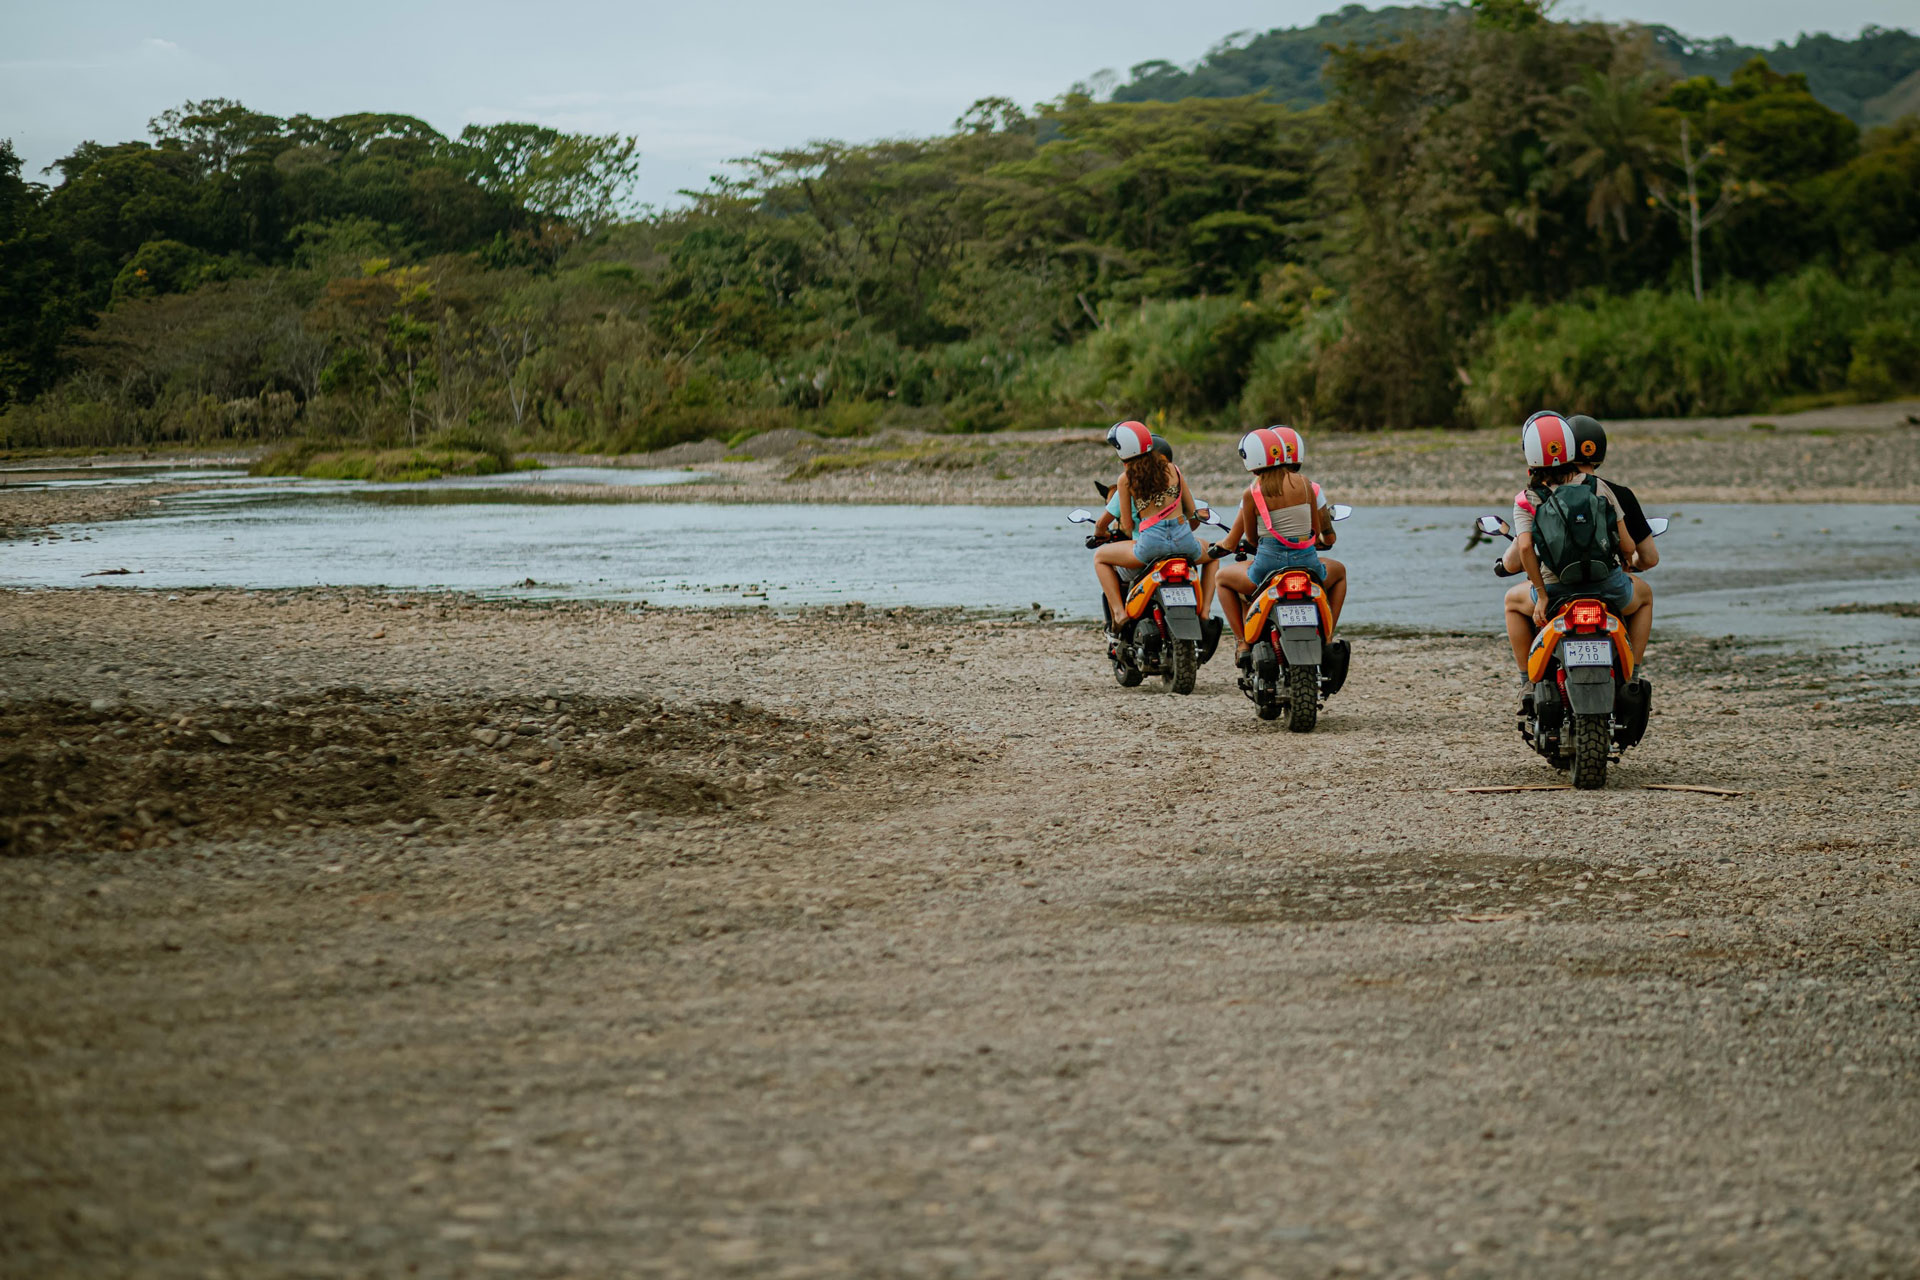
[
  {"left": 1476, "top": 513, "right": 1666, "bottom": 789},
  {"left": 1215, "top": 503, "right": 1353, "bottom": 731}
]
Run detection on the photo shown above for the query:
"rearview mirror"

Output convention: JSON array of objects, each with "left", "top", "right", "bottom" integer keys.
[
  {"left": 1067, "top": 508, "right": 1095, "bottom": 524},
  {"left": 1476, "top": 514, "right": 1512, "bottom": 538},
  {"left": 1645, "top": 516, "right": 1670, "bottom": 537},
  {"left": 1330, "top": 504, "right": 1353, "bottom": 521}
]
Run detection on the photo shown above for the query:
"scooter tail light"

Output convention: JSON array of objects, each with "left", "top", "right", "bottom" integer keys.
[
  {"left": 1569, "top": 602, "right": 1606, "bottom": 632},
  {"left": 1278, "top": 570, "right": 1312, "bottom": 596},
  {"left": 1160, "top": 560, "right": 1191, "bottom": 583}
]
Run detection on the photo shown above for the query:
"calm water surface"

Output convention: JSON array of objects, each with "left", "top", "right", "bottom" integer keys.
[{"left": 5, "top": 475, "right": 1917, "bottom": 662}]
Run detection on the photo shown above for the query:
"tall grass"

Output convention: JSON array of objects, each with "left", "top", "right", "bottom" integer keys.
[
  {"left": 1014, "top": 296, "right": 1288, "bottom": 425},
  {"left": 1466, "top": 259, "right": 1920, "bottom": 421}
]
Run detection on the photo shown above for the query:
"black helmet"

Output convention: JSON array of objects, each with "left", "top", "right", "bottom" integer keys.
[
  {"left": 1150, "top": 433, "right": 1174, "bottom": 462},
  {"left": 1567, "top": 414, "right": 1607, "bottom": 467}
]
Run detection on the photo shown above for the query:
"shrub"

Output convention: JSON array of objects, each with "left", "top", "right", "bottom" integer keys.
[{"left": 1465, "top": 258, "right": 1920, "bottom": 421}]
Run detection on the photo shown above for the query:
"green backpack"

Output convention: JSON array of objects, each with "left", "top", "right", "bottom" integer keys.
[{"left": 1532, "top": 476, "right": 1616, "bottom": 586}]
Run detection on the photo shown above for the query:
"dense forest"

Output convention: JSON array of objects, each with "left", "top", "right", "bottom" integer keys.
[
  {"left": 2, "top": 0, "right": 1918, "bottom": 454},
  {"left": 1108, "top": 4, "right": 1920, "bottom": 126}
]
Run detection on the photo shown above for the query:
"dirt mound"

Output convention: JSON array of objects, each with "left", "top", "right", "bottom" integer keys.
[
  {"left": 0, "top": 690, "right": 874, "bottom": 856},
  {"left": 629, "top": 438, "right": 726, "bottom": 466},
  {"left": 729, "top": 427, "right": 823, "bottom": 459}
]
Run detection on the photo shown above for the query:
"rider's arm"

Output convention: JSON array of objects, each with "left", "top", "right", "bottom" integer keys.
[
  {"left": 1614, "top": 520, "right": 1637, "bottom": 570},
  {"left": 1519, "top": 532, "right": 1548, "bottom": 620},
  {"left": 1315, "top": 503, "right": 1336, "bottom": 551},
  {"left": 1094, "top": 508, "right": 1116, "bottom": 537},
  {"left": 1501, "top": 540, "right": 1524, "bottom": 573},
  {"left": 1178, "top": 472, "right": 1196, "bottom": 523},
  {"left": 1632, "top": 537, "right": 1659, "bottom": 571},
  {"left": 1115, "top": 475, "right": 1135, "bottom": 537},
  {"left": 1217, "top": 503, "right": 1249, "bottom": 556}
]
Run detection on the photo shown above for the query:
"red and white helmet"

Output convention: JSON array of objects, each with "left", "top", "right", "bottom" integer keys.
[
  {"left": 1107, "top": 420, "right": 1153, "bottom": 459},
  {"left": 1238, "top": 426, "right": 1304, "bottom": 471},
  {"left": 1521, "top": 411, "right": 1574, "bottom": 467}
]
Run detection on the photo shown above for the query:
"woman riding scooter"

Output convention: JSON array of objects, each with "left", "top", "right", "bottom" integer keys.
[
  {"left": 1094, "top": 432, "right": 1221, "bottom": 654},
  {"left": 1210, "top": 426, "right": 1348, "bottom": 666},
  {"left": 1093, "top": 421, "right": 1205, "bottom": 637}
]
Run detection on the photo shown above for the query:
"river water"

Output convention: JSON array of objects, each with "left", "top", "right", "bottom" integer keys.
[{"left": 4, "top": 469, "right": 1917, "bottom": 662}]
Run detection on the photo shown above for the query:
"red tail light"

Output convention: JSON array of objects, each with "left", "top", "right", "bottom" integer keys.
[
  {"left": 1160, "top": 560, "right": 1191, "bottom": 583},
  {"left": 1569, "top": 601, "right": 1606, "bottom": 632},
  {"left": 1278, "top": 570, "right": 1312, "bottom": 596}
]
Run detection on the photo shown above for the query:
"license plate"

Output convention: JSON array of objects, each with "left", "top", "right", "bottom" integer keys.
[
  {"left": 1159, "top": 586, "right": 1197, "bottom": 607},
  {"left": 1562, "top": 639, "right": 1612, "bottom": 667},
  {"left": 1276, "top": 604, "right": 1318, "bottom": 627}
]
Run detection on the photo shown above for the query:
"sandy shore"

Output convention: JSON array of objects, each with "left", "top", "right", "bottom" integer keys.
[{"left": 2, "top": 588, "right": 1916, "bottom": 1276}]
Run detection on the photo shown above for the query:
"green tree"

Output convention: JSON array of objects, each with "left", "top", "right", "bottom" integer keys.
[{"left": 458, "top": 124, "right": 641, "bottom": 232}]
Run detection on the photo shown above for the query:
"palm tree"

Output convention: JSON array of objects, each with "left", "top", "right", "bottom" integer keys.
[{"left": 1552, "top": 68, "right": 1668, "bottom": 245}]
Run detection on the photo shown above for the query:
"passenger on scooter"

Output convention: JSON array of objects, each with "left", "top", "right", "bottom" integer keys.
[
  {"left": 1094, "top": 422, "right": 1205, "bottom": 637},
  {"left": 1500, "top": 412, "right": 1645, "bottom": 677},
  {"left": 1210, "top": 427, "right": 1348, "bottom": 665}
]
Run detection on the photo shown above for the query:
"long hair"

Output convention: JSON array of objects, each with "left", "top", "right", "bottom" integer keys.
[
  {"left": 1255, "top": 461, "right": 1303, "bottom": 505},
  {"left": 1124, "top": 450, "right": 1175, "bottom": 499}
]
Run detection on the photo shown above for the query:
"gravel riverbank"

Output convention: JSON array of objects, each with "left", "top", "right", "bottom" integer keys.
[{"left": 2, "top": 588, "right": 1916, "bottom": 1276}]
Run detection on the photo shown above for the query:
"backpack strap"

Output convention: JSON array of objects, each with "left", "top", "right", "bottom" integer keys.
[{"left": 1248, "top": 478, "right": 1316, "bottom": 550}]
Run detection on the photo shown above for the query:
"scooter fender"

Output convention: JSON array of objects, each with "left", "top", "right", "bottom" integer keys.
[
  {"left": 1161, "top": 602, "right": 1203, "bottom": 642},
  {"left": 1560, "top": 656, "right": 1617, "bottom": 717},
  {"left": 1277, "top": 625, "right": 1323, "bottom": 668}
]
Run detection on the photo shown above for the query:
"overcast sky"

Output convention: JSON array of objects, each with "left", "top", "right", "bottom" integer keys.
[{"left": 4, "top": 0, "right": 1912, "bottom": 208}]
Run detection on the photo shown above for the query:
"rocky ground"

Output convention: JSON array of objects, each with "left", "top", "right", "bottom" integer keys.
[{"left": 2, "top": 588, "right": 1916, "bottom": 1278}]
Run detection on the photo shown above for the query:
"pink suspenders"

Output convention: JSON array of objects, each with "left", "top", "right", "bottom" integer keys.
[{"left": 1249, "top": 479, "right": 1319, "bottom": 550}]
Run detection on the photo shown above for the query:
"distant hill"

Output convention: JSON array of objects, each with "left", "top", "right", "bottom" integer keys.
[
  {"left": 1106, "top": 3, "right": 1920, "bottom": 126},
  {"left": 1649, "top": 24, "right": 1920, "bottom": 125},
  {"left": 1108, "top": 5, "right": 1452, "bottom": 109}
]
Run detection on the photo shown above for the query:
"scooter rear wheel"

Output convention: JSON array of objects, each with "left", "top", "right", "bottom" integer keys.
[
  {"left": 1284, "top": 665, "right": 1319, "bottom": 732},
  {"left": 1569, "top": 713, "right": 1609, "bottom": 789},
  {"left": 1164, "top": 638, "right": 1197, "bottom": 695}
]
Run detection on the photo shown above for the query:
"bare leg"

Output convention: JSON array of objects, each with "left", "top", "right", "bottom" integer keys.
[
  {"left": 1320, "top": 557, "right": 1347, "bottom": 631},
  {"left": 1198, "top": 553, "right": 1219, "bottom": 616},
  {"left": 1503, "top": 580, "right": 1535, "bottom": 674},
  {"left": 1624, "top": 576, "right": 1653, "bottom": 660},
  {"left": 1093, "top": 541, "right": 1143, "bottom": 624},
  {"left": 1217, "top": 562, "right": 1255, "bottom": 655}
]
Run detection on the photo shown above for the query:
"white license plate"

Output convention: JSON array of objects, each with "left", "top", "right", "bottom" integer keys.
[
  {"left": 1276, "top": 604, "right": 1318, "bottom": 628},
  {"left": 1159, "top": 586, "right": 1197, "bottom": 607},
  {"left": 1562, "top": 639, "right": 1613, "bottom": 667}
]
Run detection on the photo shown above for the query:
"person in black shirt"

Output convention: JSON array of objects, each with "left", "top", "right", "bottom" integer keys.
[{"left": 1568, "top": 414, "right": 1656, "bottom": 654}]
